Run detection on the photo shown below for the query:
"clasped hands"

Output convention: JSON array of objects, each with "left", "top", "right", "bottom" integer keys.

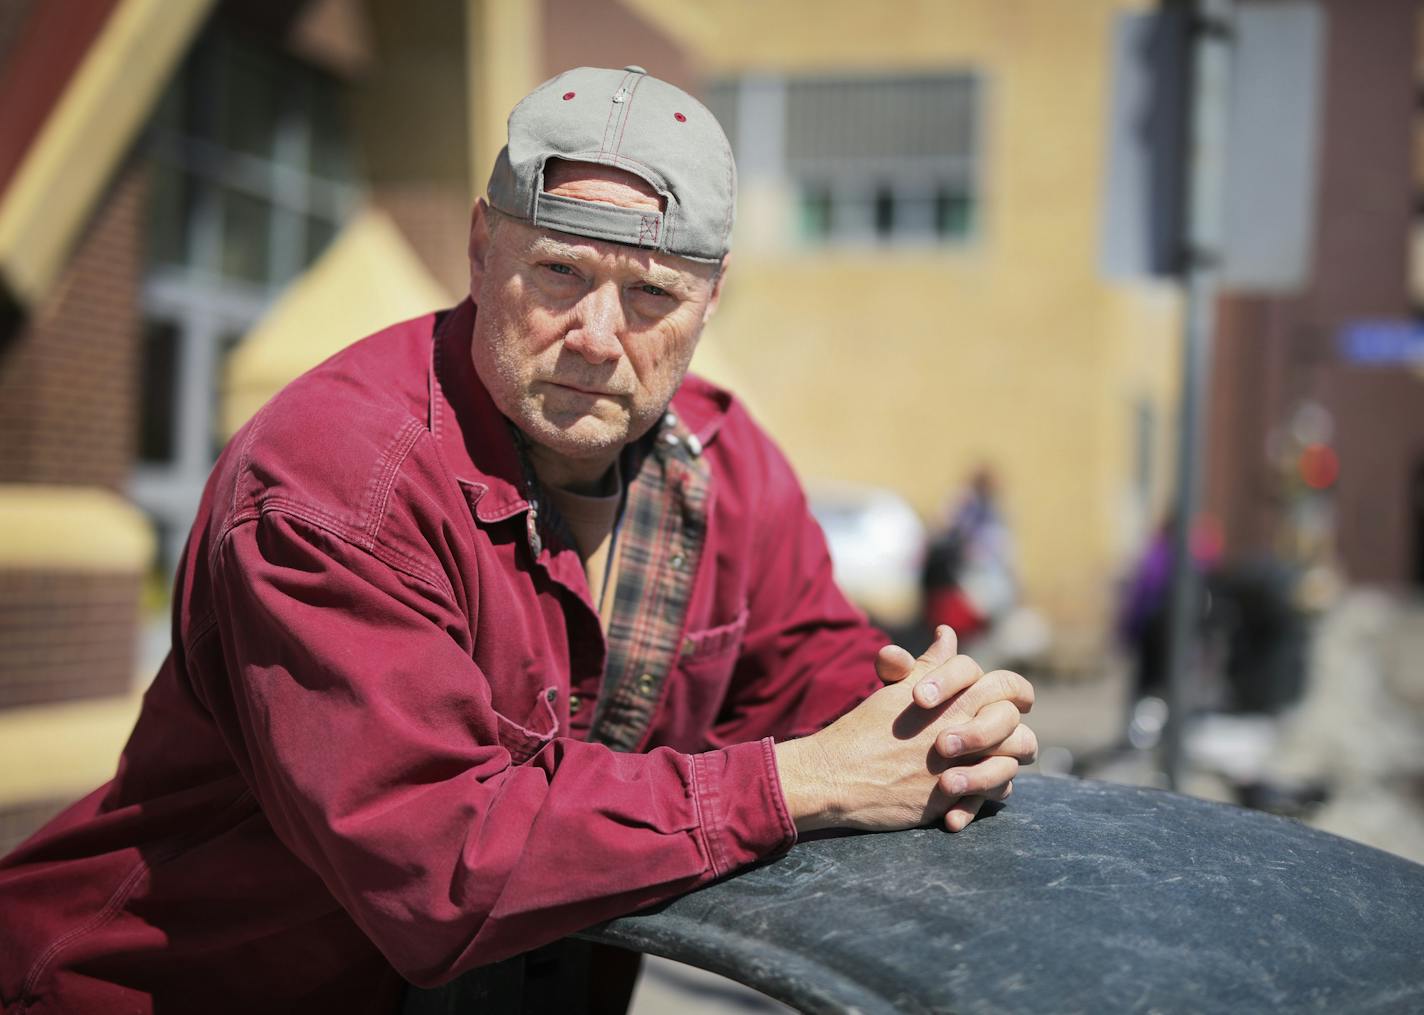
[{"left": 774, "top": 625, "right": 1038, "bottom": 835}]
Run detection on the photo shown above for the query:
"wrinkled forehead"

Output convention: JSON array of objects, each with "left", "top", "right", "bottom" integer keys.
[
  {"left": 495, "top": 209, "right": 719, "bottom": 284},
  {"left": 543, "top": 158, "right": 665, "bottom": 214}
]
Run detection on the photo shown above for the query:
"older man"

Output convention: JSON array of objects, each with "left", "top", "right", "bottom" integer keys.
[{"left": 0, "top": 67, "right": 1035, "bottom": 1014}]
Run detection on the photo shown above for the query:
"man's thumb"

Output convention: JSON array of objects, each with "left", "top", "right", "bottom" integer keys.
[{"left": 874, "top": 644, "right": 917, "bottom": 684}]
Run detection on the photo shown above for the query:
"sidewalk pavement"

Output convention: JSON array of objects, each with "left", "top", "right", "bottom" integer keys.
[{"left": 1029, "top": 588, "right": 1424, "bottom": 868}]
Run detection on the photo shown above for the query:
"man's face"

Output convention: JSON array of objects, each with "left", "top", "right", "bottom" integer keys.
[{"left": 467, "top": 163, "right": 726, "bottom": 477}]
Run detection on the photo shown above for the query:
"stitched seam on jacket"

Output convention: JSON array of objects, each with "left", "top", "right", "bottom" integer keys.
[
  {"left": 183, "top": 611, "right": 221, "bottom": 659},
  {"left": 760, "top": 736, "right": 797, "bottom": 849},
  {"left": 686, "top": 754, "right": 717, "bottom": 878},
  {"left": 365, "top": 417, "right": 427, "bottom": 548},
  {"left": 19, "top": 789, "right": 255, "bottom": 1002},
  {"left": 691, "top": 753, "right": 729, "bottom": 879},
  {"left": 230, "top": 402, "right": 270, "bottom": 526},
  {"left": 245, "top": 500, "right": 457, "bottom": 604}
]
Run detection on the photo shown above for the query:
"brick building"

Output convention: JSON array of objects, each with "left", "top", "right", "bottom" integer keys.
[
  {"left": 0, "top": 0, "right": 695, "bottom": 852},
  {"left": 1205, "top": 0, "right": 1424, "bottom": 593},
  {"left": 7, "top": 0, "right": 1414, "bottom": 858}
]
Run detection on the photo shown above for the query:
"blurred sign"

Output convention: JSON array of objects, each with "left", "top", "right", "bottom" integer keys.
[
  {"left": 1337, "top": 320, "right": 1424, "bottom": 365},
  {"left": 1220, "top": 2, "right": 1324, "bottom": 291},
  {"left": 1102, "top": 1, "right": 1324, "bottom": 291},
  {"left": 1101, "top": 7, "right": 1190, "bottom": 278}
]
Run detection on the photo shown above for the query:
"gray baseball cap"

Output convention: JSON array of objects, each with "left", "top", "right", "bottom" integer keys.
[{"left": 486, "top": 65, "right": 735, "bottom": 263}]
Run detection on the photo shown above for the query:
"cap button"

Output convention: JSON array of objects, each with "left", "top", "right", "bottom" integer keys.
[{"left": 624, "top": 65, "right": 647, "bottom": 74}]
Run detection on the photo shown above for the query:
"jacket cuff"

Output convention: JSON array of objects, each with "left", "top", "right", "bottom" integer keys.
[{"left": 691, "top": 737, "right": 797, "bottom": 879}]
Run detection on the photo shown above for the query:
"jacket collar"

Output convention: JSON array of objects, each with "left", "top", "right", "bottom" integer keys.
[
  {"left": 429, "top": 298, "right": 733, "bottom": 522},
  {"left": 430, "top": 299, "right": 528, "bottom": 522}
]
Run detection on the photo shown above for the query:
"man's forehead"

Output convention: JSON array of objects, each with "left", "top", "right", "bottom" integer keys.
[
  {"left": 500, "top": 212, "right": 716, "bottom": 282},
  {"left": 543, "top": 159, "right": 665, "bottom": 213}
]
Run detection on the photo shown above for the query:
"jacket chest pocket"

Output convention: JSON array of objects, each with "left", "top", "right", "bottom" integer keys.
[
  {"left": 664, "top": 608, "right": 749, "bottom": 747},
  {"left": 494, "top": 685, "right": 560, "bottom": 765}
]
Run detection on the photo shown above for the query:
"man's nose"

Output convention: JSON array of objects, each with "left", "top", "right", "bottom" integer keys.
[{"left": 563, "top": 283, "right": 624, "bottom": 363}]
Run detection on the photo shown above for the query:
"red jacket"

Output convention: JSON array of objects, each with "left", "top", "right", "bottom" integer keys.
[{"left": 0, "top": 302, "right": 884, "bottom": 1013}]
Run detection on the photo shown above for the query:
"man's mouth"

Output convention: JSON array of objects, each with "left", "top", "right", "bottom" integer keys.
[{"left": 547, "top": 380, "right": 620, "bottom": 397}]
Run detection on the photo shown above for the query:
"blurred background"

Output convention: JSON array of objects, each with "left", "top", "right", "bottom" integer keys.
[{"left": 0, "top": 0, "right": 1422, "bottom": 1008}]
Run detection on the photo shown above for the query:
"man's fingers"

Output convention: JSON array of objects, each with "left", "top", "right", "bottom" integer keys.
[
  {"left": 910, "top": 625, "right": 958, "bottom": 686},
  {"left": 944, "top": 778, "right": 1015, "bottom": 832},
  {"left": 935, "top": 699, "right": 1020, "bottom": 759},
  {"left": 914, "top": 652, "right": 982, "bottom": 709},
  {"left": 874, "top": 644, "right": 917, "bottom": 685},
  {"left": 876, "top": 626, "right": 957, "bottom": 691},
  {"left": 944, "top": 668, "right": 1035, "bottom": 719},
  {"left": 944, "top": 795, "right": 985, "bottom": 832},
  {"left": 936, "top": 754, "right": 1018, "bottom": 800},
  {"left": 990, "top": 724, "right": 1039, "bottom": 765}
]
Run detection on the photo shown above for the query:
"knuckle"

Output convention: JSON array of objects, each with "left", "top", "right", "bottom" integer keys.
[
  {"left": 991, "top": 756, "right": 1020, "bottom": 783},
  {"left": 963, "top": 722, "right": 993, "bottom": 752},
  {"left": 948, "top": 654, "right": 982, "bottom": 686},
  {"left": 992, "top": 697, "right": 1021, "bottom": 727}
]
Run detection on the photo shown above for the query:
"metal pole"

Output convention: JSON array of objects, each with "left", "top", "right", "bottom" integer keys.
[{"left": 1162, "top": 0, "right": 1233, "bottom": 791}]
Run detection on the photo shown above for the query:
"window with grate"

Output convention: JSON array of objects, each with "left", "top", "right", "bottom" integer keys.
[
  {"left": 147, "top": 29, "right": 356, "bottom": 287},
  {"left": 708, "top": 72, "right": 981, "bottom": 246},
  {"left": 135, "top": 22, "right": 359, "bottom": 576}
]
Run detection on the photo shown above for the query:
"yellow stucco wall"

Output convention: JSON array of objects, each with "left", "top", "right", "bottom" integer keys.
[{"left": 643, "top": 0, "right": 1182, "bottom": 654}]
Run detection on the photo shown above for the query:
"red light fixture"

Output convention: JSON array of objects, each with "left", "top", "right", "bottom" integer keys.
[{"left": 1299, "top": 443, "right": 1339, "bottom": 490}]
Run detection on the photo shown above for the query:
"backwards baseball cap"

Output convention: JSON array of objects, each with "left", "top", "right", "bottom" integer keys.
[{"left": 486, "top": 65, "right": 736, "bottom": 263}]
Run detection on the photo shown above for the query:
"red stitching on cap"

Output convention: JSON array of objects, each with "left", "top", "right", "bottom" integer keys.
[
  {"left": 612, "top": 72, "right": 646, "bottom": 157},
  {"left": 598, "top": 73, "right": 632, "bottom": 159},
  {"left": 562, "top": 91, "right": 576, "bottom": 100}
]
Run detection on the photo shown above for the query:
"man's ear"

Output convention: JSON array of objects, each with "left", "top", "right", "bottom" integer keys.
[
  {"left": 468, "top": 199, "right": 493, "bottom": 298},
  {"left": 702, "top": 252, "right": 731, "bottom": 324}
]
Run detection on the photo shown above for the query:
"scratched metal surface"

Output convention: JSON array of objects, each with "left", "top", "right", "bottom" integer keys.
[{"left": 579, "top": 774, "right": 1424, "bottom": 1014}]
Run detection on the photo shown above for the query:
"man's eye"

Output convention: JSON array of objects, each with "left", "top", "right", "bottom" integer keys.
[
  {"left": 638, "top": 283, "right": 670, "bottom": 298},
  {"left": 545, "top": 263, "right": 577, "bottom": 277}
]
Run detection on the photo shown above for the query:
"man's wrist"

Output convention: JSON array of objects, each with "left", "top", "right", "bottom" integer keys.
[{"left": 772, "top": 736, "right": 840, "bottom": 834}]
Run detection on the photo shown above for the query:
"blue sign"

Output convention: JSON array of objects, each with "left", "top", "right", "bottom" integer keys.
[{"left": 1338, "top": 321, "right": 1424, "bottom": 365}]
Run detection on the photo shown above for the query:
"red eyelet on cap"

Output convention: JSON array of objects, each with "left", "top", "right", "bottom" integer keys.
[
  {"left": 673, "top": 112, "right": 687, "bottom": 122},
  {"left": 562, "top": 91, "right": 576, "bottom": 100}
]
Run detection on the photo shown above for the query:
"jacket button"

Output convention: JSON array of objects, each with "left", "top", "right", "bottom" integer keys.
[
  {"left": 638, "top": 673, "right": 656, "bottom": 693},
  {"left": 545, "top": 688, "right": 558, "bottom": 704},
  {"left": 682, "top": 637, "right": 696, "bottom": 657},
  {"left": 670, "top": 552, "right": 685, "bottom": 570},
  {"left": 569, "top": 693, "right": 582, "bottom": 714}
]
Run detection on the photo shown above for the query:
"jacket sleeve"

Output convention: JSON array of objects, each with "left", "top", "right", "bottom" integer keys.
[
  {"left": 704, "top": 425, "right": 889, "bottom": 748},
  {"left": 200, "top": 508, "right": 795, "bottom": 986}
]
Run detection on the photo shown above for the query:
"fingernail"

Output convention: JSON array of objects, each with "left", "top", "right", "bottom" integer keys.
[
  {"left": 942, "top": 734, "right": 964, "bottom": 756},
  {"left": 919, "top": 683, "right": 940, "bottom": 706},
  {"left": 948, "top": 774, "right": 967, "bottom": 795}
]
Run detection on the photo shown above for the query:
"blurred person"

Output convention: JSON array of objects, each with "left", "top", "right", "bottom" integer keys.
[
  {"left": 1118, "top": 514, "right": 1177, "bottom": 702},
  {"left": 0, "top": 68, "right": 1037, "bottom": 1014},
  {"left": 921, "top": 467, "right": 1018, "bottom": 649},
  {"left": 1115, "top": 512, "right": 1221, "bottom": 748}
]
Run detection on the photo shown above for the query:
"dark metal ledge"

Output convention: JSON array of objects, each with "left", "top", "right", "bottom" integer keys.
[{"left": 578, "top": 774, "right": 1424, "bottom": 1014}]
